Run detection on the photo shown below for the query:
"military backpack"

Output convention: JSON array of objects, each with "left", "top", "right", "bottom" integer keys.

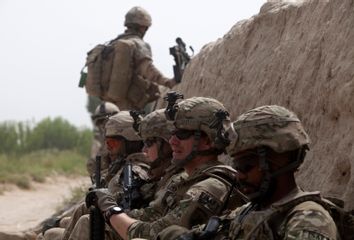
[{"left": 79, "top": 35, "right": 135, "bottom": 101}]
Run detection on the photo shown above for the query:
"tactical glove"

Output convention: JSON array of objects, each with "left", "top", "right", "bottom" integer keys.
[{"left": 85, "top": 188, "right": 117, "bottom": 213}]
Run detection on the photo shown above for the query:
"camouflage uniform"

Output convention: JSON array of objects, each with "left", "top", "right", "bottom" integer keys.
[
  {"left": 105, "top": 7, "right": 175, "bottom": 110},
  {"left": 62, "top": 153, "right": 154, "bottom": 240},
  {"left": 128, "top": 161, "right": 240, "bottom": 239},
  {"left": 128, "top": 165, "right": 186, "bottom": 221},
  {"left": 223, "top": 105, "right": 337, "bottom": 239},
  {"left": 60, "top": 111, "right": 152, "bottom": 240},
  {"left": 65, "top": 109, "right": 178, "bottom": 240},
  {"left": 157, "top": 105, "right": 338, "bottom": 240},
  {"left": 125, "top": 97, "right": 243, "bottom": 239}
]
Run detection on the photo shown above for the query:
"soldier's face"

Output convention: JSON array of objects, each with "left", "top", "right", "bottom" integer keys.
[
  {"left": 105, "top": 137, "right": 123, "bottom": 156},
  {"left": 169, "top": 129, "right": 196, "bottom": 163},
  {"left": 143, "top": 138, "right": 158, "bottom": 162},
  {"left": 233, "top": 150, "right": 263, "bottom": 196}
]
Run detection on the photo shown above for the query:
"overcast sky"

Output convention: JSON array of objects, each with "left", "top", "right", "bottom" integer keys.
[{"left": 0, "top": 0, "right": 266, "bottom": 127}]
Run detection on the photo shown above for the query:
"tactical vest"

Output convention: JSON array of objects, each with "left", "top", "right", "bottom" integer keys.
[
  {"left": 225, "top": 190, "right": 353, "bottom": 240},
  {"left": 162, "top": 164, "right": 241, "bottom": 227}
]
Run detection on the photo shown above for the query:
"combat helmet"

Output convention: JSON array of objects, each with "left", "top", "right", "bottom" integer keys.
[
  {"left": 226, "top": 105, "right": 310, "bottom": 203},
  {"left": 105, "top": 111, "right": 141, "bottom": 141},
  {"left": 139, "top": 109, "right": 174, "bottom": 142},
  {"left": 91, "top": 102, "right": 119, "bottom": 125},
  {"left": 164, "top": 92, "right": 230, "bottom": 165},
  {"left": 124, "top": 6, "right": 152, "bottom": 28},
  {"left": 226, "top": 105, "right": 310, "bottom": 156},
  {"left": 173, "top": 96, "right": 230, "bottom": 148}
]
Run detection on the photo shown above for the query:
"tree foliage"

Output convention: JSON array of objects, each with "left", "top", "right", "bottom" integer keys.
[{"left": 0, "top": 117, "right": 92, "bottom": 156}]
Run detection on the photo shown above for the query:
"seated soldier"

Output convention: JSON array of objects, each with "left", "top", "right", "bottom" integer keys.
[
  {"left": 38, "top": 111, "right": 151, "bottom": 240},
  {"left": 90, "top": 96, "right": 244, "bottom": 240},
  {"left": 33, "top": 102, "right": 120, "bottom": 237},
  {"left": 67, "top": 108, "right": 184, "bottom": 240},
  {"left": 157, "top": 105, "right": 338, "bottom": 240},
  {"left": 87, "top": 101, "right": 119, "bottom": 182}
]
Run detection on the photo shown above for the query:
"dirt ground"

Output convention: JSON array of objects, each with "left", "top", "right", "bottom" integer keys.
[{"left": 0, "top": 176, "right": 90, "bottom": 233}]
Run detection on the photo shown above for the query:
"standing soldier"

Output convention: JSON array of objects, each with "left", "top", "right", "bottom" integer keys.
[
  {"left": 158, "top": 105, "right": 338, "bottom": 240},
  {"left": 90, "top": 96, "right": 243, "bottom": 240},
  {"left": 84, "top": 6, "right": 177, "bottom": 112}
]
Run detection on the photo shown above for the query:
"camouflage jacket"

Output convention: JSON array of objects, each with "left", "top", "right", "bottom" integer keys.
[
  {"left": 128, "top": 164, "right": 187, "bottom": 221},
  {"left": 108, "top": 30, "right": 171, "bottom": 110},
  {"left": 107, "top": 153, "right": 156, "bottom": 210},
  {"left": 214, "top": 187, "right": 338, "bottom": 240},
  {"left": 127, "top": 160, "right": 242, "bottom": 240}
]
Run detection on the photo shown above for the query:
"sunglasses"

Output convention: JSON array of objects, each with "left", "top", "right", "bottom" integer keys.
[
  {"left": 144, "top": 138, "right": 157, "bottom": 148},
  {"left": 172, "top": 129, "right": 196, "bottom": 140}
]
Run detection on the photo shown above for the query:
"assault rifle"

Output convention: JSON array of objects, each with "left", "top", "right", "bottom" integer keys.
[
  {"left": 169, "top": 37, "right": 193, "bottom": 83},
  {"left": 86, "top": 155, "right": 105, "bottom": 240},
  {"left": 122, "top": 160, "right": 134, "bottom": 210}
]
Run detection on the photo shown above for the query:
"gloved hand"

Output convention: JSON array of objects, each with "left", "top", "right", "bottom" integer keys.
[
  {"left": 165, "top": 78, "right": 178, "bottom": 88},
  {"left": 85, "top": 188, "right": 117, "bottom": 213}
]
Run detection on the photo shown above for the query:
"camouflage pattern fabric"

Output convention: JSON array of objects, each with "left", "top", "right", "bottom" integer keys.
[
  {"left": 108, "top": 152, "right": 156, "bottom": 207},
  {"left": 226, "top": 105, "right": 310, "bottom": 156},
  {"left": 61, "top": 153, "right": 152, "bottom": 240},
  {"left": 156, "top": 188, "right": 338, "bottom": 240},
  {"left": 225, "top": 188, "right": 337, "bottom": 240},
  {"left": 106, "top": 29, "right": 172, "bottom": 110},
  {"left": 128, "top": 166, "right": 187, "bottom": 221},
  {"left": 127, "top": 161, "right": 241, "bottom": 239}
]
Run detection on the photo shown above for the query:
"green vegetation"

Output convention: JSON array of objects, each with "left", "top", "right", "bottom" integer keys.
[{"left": 0, "top": 117, "right": 93, "bottom": 189}]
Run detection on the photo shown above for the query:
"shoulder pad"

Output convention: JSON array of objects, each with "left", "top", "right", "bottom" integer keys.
[{"left": 202, "top": 165, "right": 238, "bottom": 186}]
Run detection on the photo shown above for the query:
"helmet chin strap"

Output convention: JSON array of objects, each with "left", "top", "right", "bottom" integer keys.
[
  {"left": 246, "top": 147, "right": 272, "bottom": 203},
  {"left": 246, "top": 146, "right": 307, "bottom": 204}
]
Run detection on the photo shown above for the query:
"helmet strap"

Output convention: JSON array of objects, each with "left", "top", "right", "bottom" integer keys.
[
  {"left": 270, "top": 146, "right": 308, "bottom": 178},
  {"left": 246, "top": 147, "right": 272, "bottom": 203}
]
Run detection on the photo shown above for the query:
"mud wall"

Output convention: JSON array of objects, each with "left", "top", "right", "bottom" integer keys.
[{"left": 173, "top": 0, "right": 354, "bottom": 208}]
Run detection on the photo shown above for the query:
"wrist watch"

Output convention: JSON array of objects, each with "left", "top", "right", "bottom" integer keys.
[{"left": 104, "top": 206, "right": 124, "bottom": 224}]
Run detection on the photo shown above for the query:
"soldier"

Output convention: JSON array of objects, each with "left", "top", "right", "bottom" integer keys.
[
  {"left": 104, "top": 6, "right": 176, "bottom": 111},
  {"left": 87, "top": 101, "right": 119, "bottom": 181},
  {"left": 66, "top": 108, "right": 183, "bottom": 240},
  {"left": 38, "top": 111, "right": 150, "bottom": 240},
  {"left": 158, "top": 105, "right": 338, "bottom": 240},
  {"left": 90, "top": 96, "right": 243, "bottom": 240},
  {"left": 127, "top": 109, "right": 186, "bottom": 222},
  {"left": 59, "top": 111, "right": 154, "bottom": 240}
]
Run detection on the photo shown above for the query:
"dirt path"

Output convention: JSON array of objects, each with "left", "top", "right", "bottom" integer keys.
[{"left": 0, "top": 176, "right": 90, "bottom": 233}]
